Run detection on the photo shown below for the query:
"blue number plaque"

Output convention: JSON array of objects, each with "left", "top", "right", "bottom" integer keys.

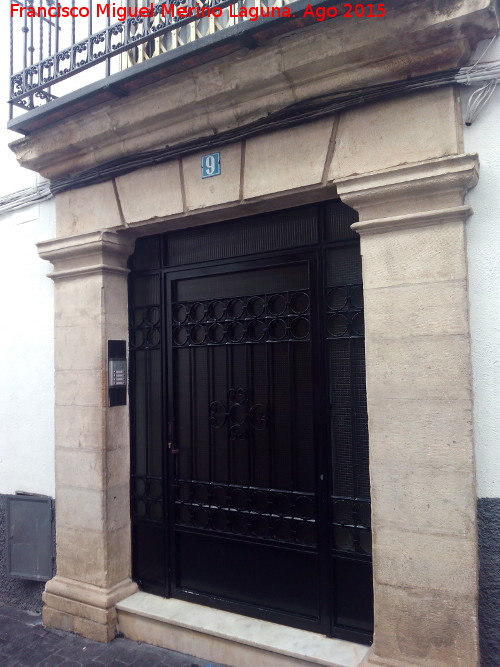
[{"left": 201, "top": 152, "right": 221, "bottom": 178}]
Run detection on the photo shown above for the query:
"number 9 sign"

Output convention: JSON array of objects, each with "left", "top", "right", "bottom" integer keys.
[{"left": 201, "top": 152, "right": 221, "bottom": 178}]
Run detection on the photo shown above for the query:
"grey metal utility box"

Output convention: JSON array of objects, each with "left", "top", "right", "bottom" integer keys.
[{"left": 6, "top": 494, "right": 54, "bottom": 581}]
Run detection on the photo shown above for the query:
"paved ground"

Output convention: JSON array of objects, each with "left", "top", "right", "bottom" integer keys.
[{"left": 0, "top": 603, "right": 229, "bottom": 667}]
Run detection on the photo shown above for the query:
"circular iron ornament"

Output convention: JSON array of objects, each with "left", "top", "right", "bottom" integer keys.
[
  {"left": 230, "top": 488, "right": 247, "bottom": 510},
  {"left": 327, "top": 286, "right": 349, "bottom": 311},
  {"left": 290, "top": 317, "right": 310, "bottom": 339},
  {"left": 212, "top": 510, "right": 229, "bottom": 532},
  {"left": 268, "top": 318, "right": 287, "bottom": 340},
  {"left": 178, "top": 482, "right": 191, "bottom": 502},
  {"left": 208, "top": 300, "right": 225, "bottom": 321},
  {"left": 148, "top": 501, "right": 163, "bottom": 522},
  {"left": 133, "top": 478, "right": 146, "bottom": 498},
  {"left": 173, "top": 304, "right": 188, "bottom": 324},
  {"left": 247, "top": 319, "right": 266, "bottom": 342},
  {"left": 333, "top": 500, "right": 354, "bottom": 524},
  {"left": 135, "top": 500, "right": 147, "bottom": 518},
  {"left": 148, "top": 479, "right": 162, "bottom": 500},
  {"left": 228, "top": 403, "right": 247, "bottom": 426},
  {"left": 231, "top": 387, "right": 247, "bottom": 403},
  {"left": 273, "top": 493, "right": 291, "bottom": 515},
  {"left": 248, "top": 404, "right": 267, "bottom": 430},
  {"left": 208, "top": 323, "right": 225, "bottom": 344},
  {"left": 190, "top": 324, "right": 206, "bottom": 345},
  {"left": 273, "top": 519, "right": 293, "bottom": 542},
  {"left": 227, "top": 321, "right": 245, "bottom": 343},
  {"left": 290, "top": 291, "right": 310, "bottom": 314},
  {"left": 295, "top": 495, "right": 315, "bottom": 519},
  {"left": 351, "top": 312, "right": 365, "bottom": 336},
  {"left": 132, "top": 329, "right": 145, "bottom": 348},
  {"left": 268, "top": 294, "right": 287, "bottom": 315},
  {"left": 211, "top": 486, "right": 228, "bottom": 507},
  {"left": 327, "top": 313, "right": 349, "bottom": 337},
  {"left": 146, "top": 327, "right": 161, "bottom": 347},
  {"left": 227, "top": 298, "right": 245, "bottom": 319},
  {"left": 194, "top": 483, "right": 209, "bottom": 504},
  {"left": 357, "top": 503, "right": 371, "bottom": 528},
  {"left": 252, "top": 515, "right": 270, "bottom": 538},
  {"left": 179, "top": 504, "right": 192, "bottom": 525},
  {"left": 295, "top": 521, "right": 316, "bottom": 545},
  {"left": 189, "top": 302, "right": 205, "bottom": 323},
  {"left": 231, "top": 513, "right": 249, "bottom": 534},
  {"left": 146, "top": 306, "right": 160, "bottom": 325},
  {"left": 247, "top": 296, "right": 266, "bottom": 317},
  {"left": 359, "top": 530, "right": 372, "bottom": 555},
  {"left": 251, "top": 491, "right": 269, "bottom": 512},
  {"left": 334, "top": 525, "right": 355, "bottom": 552},
  {"left": 173, "top": 326, "right": 189, "bottom": 346},
  {"left": 351, "top": 285, "right": 364, "bottom": 309},
  {"left": 194, "top": 507, "right": 210, "bottom": 528},
  {"left": 210, "top": 401, "right": 226, "bottom": 428}
]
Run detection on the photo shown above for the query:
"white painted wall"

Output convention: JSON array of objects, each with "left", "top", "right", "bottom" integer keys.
[
  {"left": 463, "top": 38, "right": 500, "bottom": 499},
  {"left": 0, "top": 199, "right": 55, "bottom": 497}
]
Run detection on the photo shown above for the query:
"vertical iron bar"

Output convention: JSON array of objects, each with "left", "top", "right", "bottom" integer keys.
[
  {"left": 88, "top": 0, "right": 93, "bottom": 64},
  {"left": 70, "top": 0, "right": 75, "bottom": 72},
  {"left": 190, "top": 345, "right": 197, "bottom": 481},
  {"left": 207, "top": 345, "right": 213, "bottom": 484},
  {"left": 105, "top": 5, "right": 111, "bottom": 77},
  {"left": 9, "top": 9, "right": 14, "bottom": 119},
  {"left": 54, "top": 5, "right": 59, "bottom": 79},
  {"left": 266, "top": 339, "right": 273, "bottom": 489},
  {"left": 288, "top": 339, "right": 297, "bottom": 492}
]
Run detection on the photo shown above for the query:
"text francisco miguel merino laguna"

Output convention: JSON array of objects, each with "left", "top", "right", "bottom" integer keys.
[{"left": 10, "top": 2, "right": 387, "bottom": 21}]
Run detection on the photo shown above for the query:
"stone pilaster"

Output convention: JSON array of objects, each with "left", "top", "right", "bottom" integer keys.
[
  {"left": 37, "top": 231, "right": 137, "bottom": 642},
  {"left": 337, "top": 154, "right": 480, "bottom": 667}
]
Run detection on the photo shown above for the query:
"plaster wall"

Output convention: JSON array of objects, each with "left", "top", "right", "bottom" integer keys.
[
  {"left": 463, "top": 38, "right": 500, "bottom": 500},
  {"left": 0, "top": 198, "right": 55, "bottom": 497}
]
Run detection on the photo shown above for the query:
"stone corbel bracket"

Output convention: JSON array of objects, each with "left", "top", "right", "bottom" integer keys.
[
  {"left": 336, "top": 153, "right": 479, "bottom": 230},
  {"left": 37, "top": 230, "right": 136, "bottom": 281}
]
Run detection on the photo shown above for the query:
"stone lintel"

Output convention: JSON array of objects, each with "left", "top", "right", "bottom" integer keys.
[{"left": 9, "top": 2, "right": 499, "bottom": 180}]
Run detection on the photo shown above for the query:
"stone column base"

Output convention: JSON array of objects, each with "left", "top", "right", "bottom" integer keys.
[{"left": 42, "top": 575, "right": 138, "bottom": 642}]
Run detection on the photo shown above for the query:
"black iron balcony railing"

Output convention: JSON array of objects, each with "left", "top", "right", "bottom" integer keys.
[{"left": 9, "top": 0, "right": 294, "bottom": 120}]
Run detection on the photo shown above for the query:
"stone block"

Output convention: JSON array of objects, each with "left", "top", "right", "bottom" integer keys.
[
  {"left": 56, "top": 486, "right": 106, "bottom": 532},
  {"left": 370, "top": 466, "right": 476, "bottom": 536},
  {"left": 55, "top": 325, "right": 103, "bottom": 371},
  {"left": 55, "top": 369, "right": 104, "bottom": 408},
  {"left": 183, "top": 143, "right": 242, "bottom": 211},
  {"left": 366, "top": 334, "right": 471, "bottom": 401},
  {"left": 329, "top": 88, "right": 460, "bottom": 180},
  {"left": 115, "top": 162, "right": 183, "bottom": 224},
  {"left": 244, "top": 118, "right": 334, "bottom": 199},
  {"left": 363, "top": 280, "right": 469, "bottom": 338},
  {"left": 367, "top": 397, "right": 474, "bottom": 472},
  {"left": 55, "top": 405, "right": 105, "bottom": 451},
  {"left": 55, "top": 448, "right": 104, "bottom": 491},
  {"left": 54, "top": 274, "right": 103, "bottom": 327},
  {"left": 373, "top": 529, "right": 477, "bottom": 596},
  {"left": 359, "top": 220, "right": 467, "bottom": 289},
  {"left": 369, "top": 583, "right": 478, "bottom": 667},
  {"left": 56, "top": 182, "right": 123, "bottom": 237}
]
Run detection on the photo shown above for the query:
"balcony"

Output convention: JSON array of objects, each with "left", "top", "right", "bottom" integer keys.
[{"left": 9, "top": 0, "right": 323, "bottom": 134}]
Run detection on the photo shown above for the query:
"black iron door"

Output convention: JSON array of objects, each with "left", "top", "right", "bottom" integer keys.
[
  {"left": 129, "top": 201, "right": 373, "bottom": 643},
  {"left": 167, "top": 257, "right": 326, "bottom": 631}
]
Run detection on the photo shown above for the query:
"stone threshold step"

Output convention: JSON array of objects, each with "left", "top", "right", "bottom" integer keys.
[{"left": 116, "top": 592, "right": 369, "bottom": 667}]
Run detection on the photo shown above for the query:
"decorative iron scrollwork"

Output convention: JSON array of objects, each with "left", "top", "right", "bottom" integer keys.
[{"left": 210, "top": 387, "right": 268, "bottom": 440}]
